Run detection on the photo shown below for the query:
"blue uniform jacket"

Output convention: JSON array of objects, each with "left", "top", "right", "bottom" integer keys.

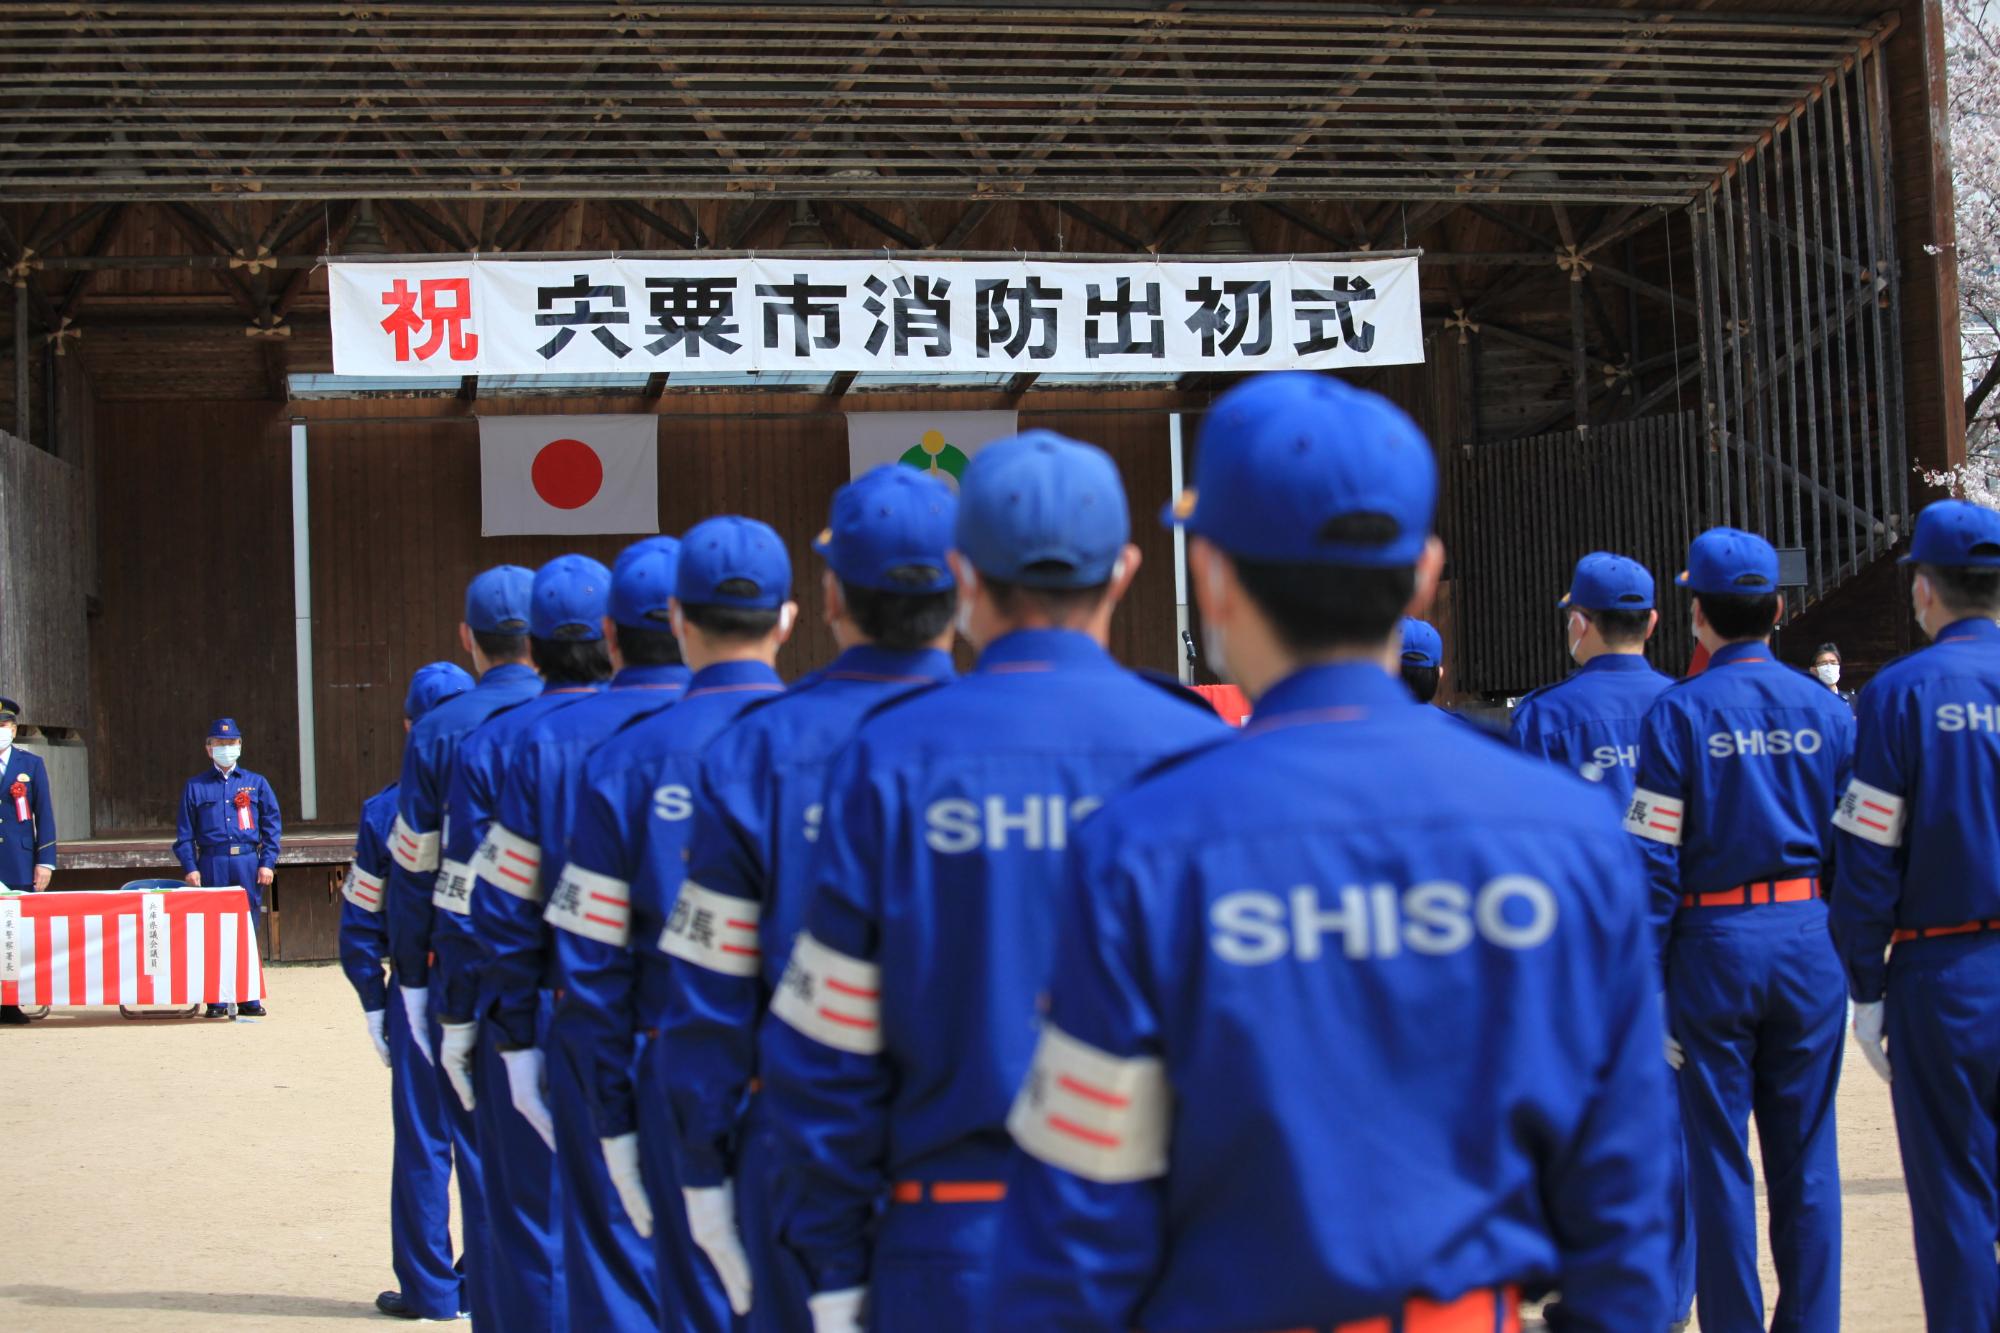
[
  {"left": 1624, "top": 640, "right": 1855, "bottom": 952},
  {"left": 1510, "top": 653, "right": 1678, "bottom": 804},
  {"left": 433, "top": 683, "right": 601, "bottom": 1022},
  {"left": 0, "top": 746, "right": 56, "bottom": 889},
  {"left": 991, "top": 663, "right": 1671, "bottom": 1332},
  {"left": 173, "top": 765, "right": 281, "bottom": 878},
  {"left": 389, "top": 663, "right": 542, "bottom": 987},
  {"left": 472, "top": 663, "right": 690, "bottom": 1048},
  {"left": 660, "top": 643, "right": 956, "bottom": 1189},
  {"left": 1830, "top": 616, "right": 2000, "bottom": 1001},
  {"left": 339, "top": 781, "right": 401, "bottom": 1013},
  {"left": 550, "top": 659, "right": 785, "bottom": 1139},
  {"left": 758, "top": 628, "right": 1229, "bottom": 1293}
]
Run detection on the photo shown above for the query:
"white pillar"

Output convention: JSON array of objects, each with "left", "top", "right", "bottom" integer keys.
[
  {"left": 1169, "top": 412, "right": 1193, "bottom": 685},
  {"left": 289, "top": 420, "right": 318, "bottom": 821}
]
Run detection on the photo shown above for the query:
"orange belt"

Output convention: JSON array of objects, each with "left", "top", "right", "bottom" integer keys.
[
  {"left": 890, "top": 1179, "right": 1006, "bottom": 1205},
  {"left": 1680, "top": 877, "right": 1819, "bottom": 909},
  {"left": 1893, "top": 917, "right": 2000, "bottom": 944},
  {"left": 1262, "top": 1285, "right": 1521, "bottom": 1333}
]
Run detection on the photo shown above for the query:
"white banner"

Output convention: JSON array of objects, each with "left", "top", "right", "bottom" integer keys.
[
  {"left": 330, "top": 256, "right": 1422, "bottom": 378},
  {"left": 1, "top": 898, "right": 18, "bottom": 983},
  {"left": 846, "top": 411, "right": 1016, "bottom": 485},
  {"left": 479, "top": 414, "right": 659, "bottom": 536},
  {"left": 141, "top": 893, "right": 165, "bottom": 978}
]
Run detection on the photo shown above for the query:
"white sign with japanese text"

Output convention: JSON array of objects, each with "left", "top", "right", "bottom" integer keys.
[{"left": 329, "top": 256, "right": 1422, "bottom": 378}]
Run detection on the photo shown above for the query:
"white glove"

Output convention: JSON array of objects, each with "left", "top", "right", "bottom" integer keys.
[
  {"left": 364, "top": 1008, "right": 391, "bottom": 1067},
  {"left": 501, "top": 1047, "right": 556, "bottom": 1151},
  {"left": 808, "top": 1287, "right": 867, "bottom": 1333},
  {"left": 1661, "top": 993, "right": 1684, "bottom": 1070},
  {"left": 684, "top": 1184, "right": 754, "bottom": 1315},
  {"left": 602, "top": 1133, "right": 653, "bottom": 1238},
  {"left": 402, "top": 985, "right": 434, "bottom": 1065},
  {"left": 439, "top": 1020, "right": 479, "bottom": 1111},
  {"left": 1853, "top": 999, "right": 1892, "bottom": 1083}
]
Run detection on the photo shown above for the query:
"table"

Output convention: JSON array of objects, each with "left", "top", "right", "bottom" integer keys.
[{"left": 0, "top": 887, "right": 266, "bottom": 1008}]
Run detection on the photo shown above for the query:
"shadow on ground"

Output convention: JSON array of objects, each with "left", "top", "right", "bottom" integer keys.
[{"left": 0, "top": 1285, "right": 373, "bottom": 1320}]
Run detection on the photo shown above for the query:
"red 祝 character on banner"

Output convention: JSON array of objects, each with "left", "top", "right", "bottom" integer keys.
[
  {"left": 379, "top": 277, "right": 479, "bottom": 362},
  {"left": 234, "top": 788, "right": 254, "bottom": 831},
  {"left": 9, "top": 780, "right": 25, "bottom": 822}
]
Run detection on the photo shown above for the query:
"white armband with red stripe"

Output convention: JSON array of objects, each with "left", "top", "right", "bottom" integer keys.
[
  {"left": 390, "top": 815, "right": 441, "bottom": 873},
  {"left": 344, "top": 862, "right": 386, "bottom": 913},
  {"left": 1622, "top": 787, "right": 1685, "bottom": 846},
  {"left": 769, "top": 931, "right": 881, "bottom": 1055},
  {"left": 1008, "top": 1023, "right": 1170, "bottom": 1184},
  {"left": 1834, "top": 778, "right": 1907, "bottom": 848},
  {"left": 432, "top": 859, "right": 473, "bottom": 915},
  {"left": 475, "top": 823, "right": 544, "bottom": 901},
  {"left": 659, "top": 881, "right": 761, "bottom": 976},
  {"left": 545, "top": 864, "right": 631, "bottom": 947}
]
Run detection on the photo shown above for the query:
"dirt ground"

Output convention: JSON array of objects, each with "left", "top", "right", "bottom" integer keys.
[{"left": 0, "top": 963, "right": 1930, "bottom": 1331}]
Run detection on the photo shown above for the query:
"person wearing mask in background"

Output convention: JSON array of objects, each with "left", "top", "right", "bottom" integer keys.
[
  {"left": 760, "top": 433, "right": 1226, "bottom": 1333},
  {"left": 173, "top": 716, "right": 281, "bottom": 1019},
  {"left": 1625, "top": 528, "right": 1855, "bottom": 1333},
  {"left": 0, "top": 695, "right": 56, "bottom": 1026},
  {"left": 550, "top": 516, "right": 792, "bottom": 1333},
  {"left": 338, "top": 660, "right": 474, "bottom": 1322},
  {"left": 659, "top": 467, "right": 959, "bottom": 1332},
  {"left": 1399, "top": 616, "right": 1442, "bottom": 703},
  {"left": 387, "top": 564, "right": 541, "bottom": 1332},
  {"left": 990, "top": 372, "right": 1671, "bottom": 1331},
  {"left": 1811, "top": 643, "right": 1857, "bottom": 708},
  {"left": 436, "top": 554, "right": 615, "bottom": 1333},
  {"left": 473, "top": 536, "right": 690, "bottom": 1333},
  {"left": 1830, "top": 499, "right": 2000, "bottom": 1329}
]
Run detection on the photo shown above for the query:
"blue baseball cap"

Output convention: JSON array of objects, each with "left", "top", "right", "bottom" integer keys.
[
  {"left": 814, "top": 465, "right": 957, "bottom": 594},
  {"left": 1676, "top": 527, "right": 1779, "bottom": 596},
  {"left": 530, "top": 554, "right": 612, "bottom": 641},
  {"left": 956, "top": 431, "right": 1129, "bottom": 589},
  {"left": 206, "top": 717, "right": 242, "bottom": 740},
  {"left": 1400, "top": 618, "right": 1442, "bottom": 669},
  {"left": 404, "top": 661, "right": 474, "bottom": 721},
  {"left": 676, "top": 516, "right": 793, "bottom": 610},
  {"left": 611, "top": 537, "right": 682, "bottom": 629},
  {"left": 1166, "top": 372, "right": 1435, "bottom": 567},
  {"left": 1561, "top": 551, "right": 1656, "bottom": 612},
  {"left": 465, "top": 564, "right": 534, "bottom": 634},
  {"left": 1901, "top": 499, "right": 2000, "bottom": 568}
]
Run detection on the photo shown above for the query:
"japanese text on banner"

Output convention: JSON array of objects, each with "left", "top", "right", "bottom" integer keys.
[{"left": 330, "top": 257, "right": 1422, "bottom": 377}]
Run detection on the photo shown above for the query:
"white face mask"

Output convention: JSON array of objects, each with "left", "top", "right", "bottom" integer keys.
[
  {"left": 1200, "top": 563, "right": 1233, "bottom": 681},
  {"left": 1566, "top": 612, "right": 1587, "bottom": 664},
  {"left": 954, "top": 569, "right": 980, "bottom": 641},
  {"left": 211, "top": 744, "right": 242, "bottom": 768},
  {"left": 0, "top": 724, "right": 14, "bottom": 750},
  {"left": 1813, "top": 663, "right": 1841, "bottom": 687}
]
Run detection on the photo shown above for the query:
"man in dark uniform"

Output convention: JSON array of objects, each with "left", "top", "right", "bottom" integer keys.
[
  {"left": 173, "top": 716, "right": 282, "bottom": 1018},
  {"left": 0, "top": 695, "right": 57, "bottom": 1025}
]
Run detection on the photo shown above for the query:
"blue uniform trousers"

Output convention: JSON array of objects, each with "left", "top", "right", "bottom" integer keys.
[
  {"left": 737, "top": 1099, "right": 813, "bottom": 1333},
  {"left": 548, "top": 1008, "right": 660, "bottom": 1330},
  {"left": 1670, "top": 902, "right": 1844, "bottom": 1333},
  {"left": 1665, "top": 1087, "right": 1698, "bottom": 1324},
  {"left": 866, "top": 1194, "right": 1000, "bottom": 1333},
  {"left": 1887, "top": 935, "right": 2000, "bottom": 1332},
  {"left": 431, "top": 1004, "right": 499, "bottom": 1328},
  {"left": 474, "top": 993, "right": 566, "bottom": 1333},
  {"left": 386, "top": 983, "right": 463, "bottom": 1319},
  {"left": 637, "top": 1033, "right": 737, "bottom": 1333},
  {"left": 195, "top": 851, "right": 264, "bottom": 954}
]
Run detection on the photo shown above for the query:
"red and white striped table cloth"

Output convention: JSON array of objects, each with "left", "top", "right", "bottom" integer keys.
[{"left": 0, "top": 888, "right": 266, "bottom": 1007}]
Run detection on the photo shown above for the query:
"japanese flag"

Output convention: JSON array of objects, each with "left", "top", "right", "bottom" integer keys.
[{"left": 479, "top": 415, "right": 659, "bottom": 536}]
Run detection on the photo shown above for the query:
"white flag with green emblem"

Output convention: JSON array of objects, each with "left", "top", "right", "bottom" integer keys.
[{"left": 844, "top": 411, "right": 1018, "bottom": 488}]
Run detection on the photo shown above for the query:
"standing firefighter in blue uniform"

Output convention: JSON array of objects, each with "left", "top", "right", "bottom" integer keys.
[
  {"left": 1831, "top": 499, "right": 2000, "bottom": 1329},
  {"left": 760, "top": 432, "right": 1228, "bottom": 1333},
  {"left": 1626, "top": 527, "right": 1854, "bottom": 1333},
  {"left": 549, "top": 515, "right": 792, "bottom": 1333},
  {"left": 387, "top": 563, "right": 541, "bottom": 1330},
  {"left": 474, "top": 536, "right": 690, "bottom": 1333},
  {"left": 988, "top": 373, "right": 1671, "bottom": 1333},
  {"left": 0, "top": 696, "right": 56, "bottom": 1025},
  {"left": 174, "top": 716, "right": 281, "bottom": 1018},
  {"left": 337, "top": 660, "right": 473, "bottom": 1322},
  {"left": 659, "top": 466, "right": 959, "bottom": 1333},
  {"left": 436, "top": 554, "right": 613, "bottom": 1333}
]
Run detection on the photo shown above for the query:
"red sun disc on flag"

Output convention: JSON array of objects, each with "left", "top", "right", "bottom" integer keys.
[{"left": 531, "top": 438, "right": 604, "bottom": 510}]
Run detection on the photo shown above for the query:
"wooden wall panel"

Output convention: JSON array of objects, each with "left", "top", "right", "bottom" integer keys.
[
  {"left": 0, "top": 429, "right": 91, "bottom": 728},
  {"left": 88, "top": 399, "right": 296, "bottom": 834}
]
